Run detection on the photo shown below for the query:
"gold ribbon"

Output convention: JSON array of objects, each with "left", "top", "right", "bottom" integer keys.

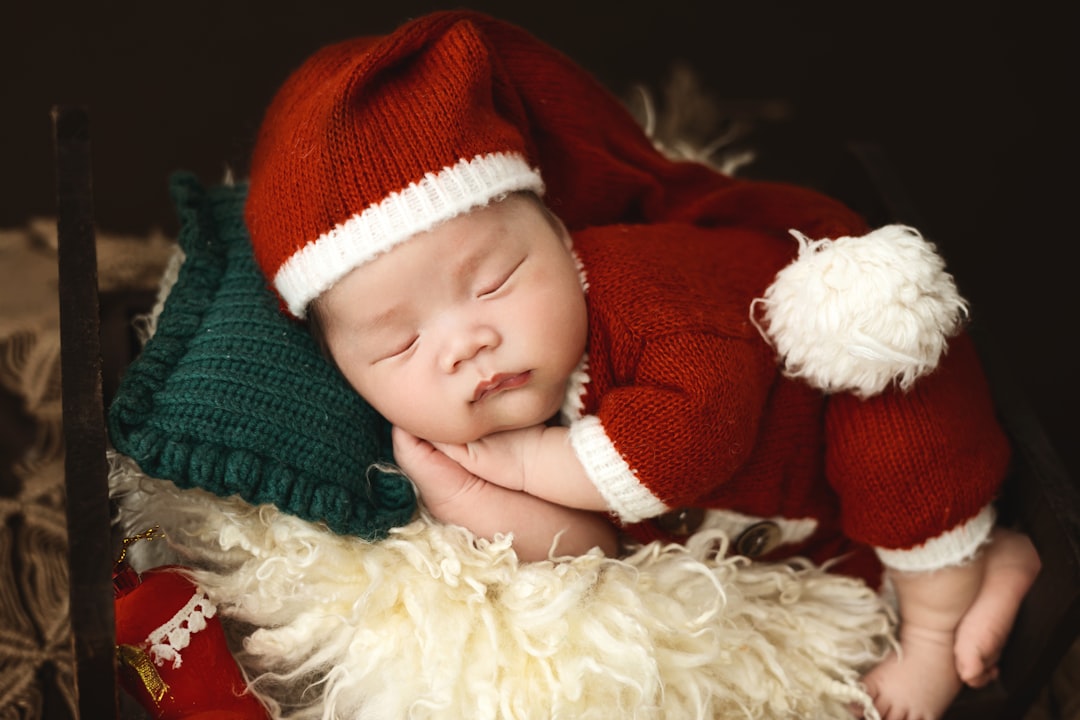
[
  {"left": 114, "top": 525, "right": 165, "bottom": 572},
  {"left": 117, "top": 643, "right": 170, "bottom": 706}
]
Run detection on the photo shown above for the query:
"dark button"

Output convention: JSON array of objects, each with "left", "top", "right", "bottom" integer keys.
[
  {"left": 654, "top": 507, "right": 705, "bottom": 536},
  {"left": 734, "top": 521, "right": 782, "bottom": 557}
]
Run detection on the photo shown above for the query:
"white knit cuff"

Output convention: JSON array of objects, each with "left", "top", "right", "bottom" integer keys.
[
  {"left": 874, "top": 504, "right": 996, "bottom": 573},
  {"left": 567, "top": 415, "right": 668, "bottom": 523}
]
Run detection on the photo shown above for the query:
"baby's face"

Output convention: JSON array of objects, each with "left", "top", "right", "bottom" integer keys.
[{"left": 319, "top": 194, "right": 588, "bottom": 444}]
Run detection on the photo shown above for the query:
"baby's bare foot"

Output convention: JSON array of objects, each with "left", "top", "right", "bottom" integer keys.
[
  {"left": 954, "top": 528, "right": 1040, "bottom": 686},
  {"left": 863, "top": 623, "right": 961, "bottom": 720}
]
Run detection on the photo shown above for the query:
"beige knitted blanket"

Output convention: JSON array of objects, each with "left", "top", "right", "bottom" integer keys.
[{"left": 0, "top": 220, "right": 170, "bottom": 719}]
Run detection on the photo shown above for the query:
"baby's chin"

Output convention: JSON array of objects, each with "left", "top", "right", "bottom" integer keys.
[
  {"left": 477, "top": 394, "right": 565, "bottom": 437},
  {"left": 421, "top": 411, "right": 561, "bottom": 445}
]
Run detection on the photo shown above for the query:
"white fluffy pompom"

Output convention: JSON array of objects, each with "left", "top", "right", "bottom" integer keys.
[{"left": 753, "top": 224, "right": 968, "bottom": 398}]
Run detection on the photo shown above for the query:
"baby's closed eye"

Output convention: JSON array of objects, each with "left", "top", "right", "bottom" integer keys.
[
  {"left": 375, "top": 334, "right": 419, "bottom": 363},
  {"left": 476, "top": 257, "right": 525, "bottom": 298}
]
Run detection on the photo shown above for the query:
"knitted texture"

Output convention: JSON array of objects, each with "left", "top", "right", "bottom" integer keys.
[
  {"left": 564, "top": 223, "right": 1009, "bottom": 580},
  {"left": 107, "top": 173, "right": 416, "bottom": 539}
]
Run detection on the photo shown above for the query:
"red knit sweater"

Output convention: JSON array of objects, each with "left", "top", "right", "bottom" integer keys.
[{"left": 565, "top": 220, "right": 1010, "bottom": 584}]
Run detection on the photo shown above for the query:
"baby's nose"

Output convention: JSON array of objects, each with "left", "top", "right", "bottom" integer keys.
[{"left": 439, "top": 322, "right": 500, "bottom": 372}]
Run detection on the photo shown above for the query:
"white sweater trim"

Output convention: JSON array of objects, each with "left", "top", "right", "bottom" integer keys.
[
  {"left": 567, "top": 415, "right": 668, "bottom": 523},
  {"left": 874, "top": 504, "right": 996, "bottom": 573}
]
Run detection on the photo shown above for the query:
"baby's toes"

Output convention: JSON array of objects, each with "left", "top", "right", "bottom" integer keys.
[
  {"left": 957, "top": 655, "right": 999, "bottom": 688},
  {"left": 955, "top": 644, "right": 1000, "bottom": 687}
]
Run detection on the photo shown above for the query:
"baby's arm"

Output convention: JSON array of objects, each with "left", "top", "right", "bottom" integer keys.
[{"left": 393, "top": 427, "right": 618, "bottom": 560}]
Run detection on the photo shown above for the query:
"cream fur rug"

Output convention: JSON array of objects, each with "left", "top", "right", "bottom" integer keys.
[{"left": 111, "top": 451, "right": 894, "bottom": 720}]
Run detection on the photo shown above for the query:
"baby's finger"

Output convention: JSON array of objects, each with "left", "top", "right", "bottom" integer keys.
[
  {"left": 391, "top": 426, "right": 437, "bottom": 468},
  {"left": 392, "top": 428, "right": 476, "bottom": 502},
  {"left": 390, "top": 426, "right": 423, "bottom": 452},
  {"left": 430, "top": 440, "right": 477, "bottom": 470}
]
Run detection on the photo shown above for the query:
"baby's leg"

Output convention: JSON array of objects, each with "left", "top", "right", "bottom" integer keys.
[
  {"left": 954, "top": 528, "right": 1041, "bottom": 686},
  {"left": 862, "top": 557, "right": 985, "bottom": 720}
]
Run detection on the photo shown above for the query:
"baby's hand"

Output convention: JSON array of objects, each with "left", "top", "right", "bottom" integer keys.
[
  {"left": 430, "top": 425, "right": 546, "bottom": 493},
  {"left": 391, "top": 426, "right": 491, "bottom": 511},
  {"left": 394, "top": 426, "right": 618, "bottom": 559},
  {"left": 433, "top": 426, "right": 607, "bottom": 511}
]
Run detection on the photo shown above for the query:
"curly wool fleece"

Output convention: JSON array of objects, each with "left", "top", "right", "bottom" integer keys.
[{"left": 111, "top": 453, "right": 894, "bottom": 720}]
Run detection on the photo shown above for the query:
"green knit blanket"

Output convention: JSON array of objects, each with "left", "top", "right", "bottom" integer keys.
[{"left": 108, "top": 173, "right": 416, "bottom": 539}]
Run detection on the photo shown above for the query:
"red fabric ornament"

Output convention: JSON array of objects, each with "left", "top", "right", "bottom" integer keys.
[{"left": 114, "top": 564, "right": 269, "bottom": 720}]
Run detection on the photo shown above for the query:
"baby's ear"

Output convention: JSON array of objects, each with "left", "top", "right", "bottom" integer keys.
[
  {"left": 557, "top": 216, "right": 573, "bottom": 251},
  {"left": 555, "top": 214, "right": 576, "bottom": 255},
  {"left": 530, "top": 193, "right": 571, "bottom": 249}
]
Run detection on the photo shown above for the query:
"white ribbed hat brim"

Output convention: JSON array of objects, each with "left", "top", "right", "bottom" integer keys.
[{"left": 274, "top": 151, "right": 544, "bottom": 318}]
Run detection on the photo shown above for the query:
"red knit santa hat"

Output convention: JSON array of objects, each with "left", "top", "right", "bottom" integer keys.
[{"left": 245, "top": 14, "right": 546, "bottom": 319}]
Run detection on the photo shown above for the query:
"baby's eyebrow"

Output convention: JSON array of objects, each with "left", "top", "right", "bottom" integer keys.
[
  {"left": 358, "top": 303, "right": 406, "bottom": 334},
  {"left": 451, "top": 242, "right": 496, "bottom": 281}
]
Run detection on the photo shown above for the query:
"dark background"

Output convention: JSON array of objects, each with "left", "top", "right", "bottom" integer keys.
[{"left": 4, "top": 1, "right": 1075, "bottom": 481}]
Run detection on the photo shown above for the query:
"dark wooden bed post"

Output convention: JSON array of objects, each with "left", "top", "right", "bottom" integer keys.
[{"left": 53, "top": 105, "right": 120, "bottom": 720}]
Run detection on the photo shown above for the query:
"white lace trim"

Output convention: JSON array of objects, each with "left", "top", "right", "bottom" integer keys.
[{"left": 147, "top": 587, "right": 218, "bottom": 669}]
